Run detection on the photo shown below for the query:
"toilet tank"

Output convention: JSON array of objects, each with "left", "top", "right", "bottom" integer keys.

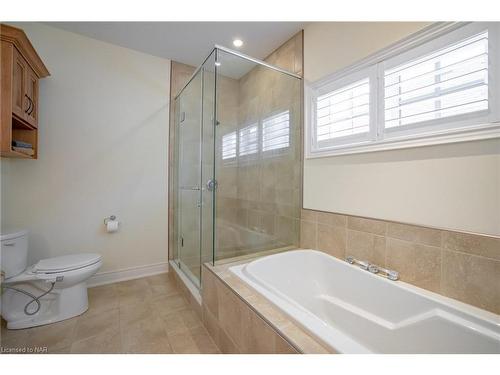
[{"left": 1, "top": 229, "right": 28, "bottom": 279}]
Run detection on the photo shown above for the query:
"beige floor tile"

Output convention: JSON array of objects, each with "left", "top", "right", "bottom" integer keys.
[
  {"left": 71, "top": 329, "right": 122, "bottom": 354},
  {"left": 74, "top": 308, "right": 120, "bottom": 342},
  {"left": 1, "top": 323, "right": 29, "bottom": 350},
  {"left": 189, "top": 326, "right": 220, "bottom": 354},
  {"left": 153, "top": 294, "right": 189, "bottom": 317},
  {"left": 27, "top": 317, "right": 78, "bottom": 353},
  {"left": 116, "top": 278, "right": 154, "bottom": 307},
  {"left": 167, "top": 331, "right": 201, "bottom": 354},
  {"left": 147, "top": 274, "right": 179, "bottom": 298},
  {"left": 122, "top": 316, "right": 173, "bottom": 354},
  {"left": 87, "top": 284, "right": 120, "bottom": 316},
  {"left": 161, "top": 310, "right": 190, "bottom": 335},
  {"left": 119, "top": 302, "right": 156, "bottom": 327},
  {"left": 2, "top": 274, "right": 221, "bottom": 354}
]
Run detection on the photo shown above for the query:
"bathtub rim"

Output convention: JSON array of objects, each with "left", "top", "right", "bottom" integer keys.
[{"left": 229, "top": 248, "right": 500, "bottom": 354}]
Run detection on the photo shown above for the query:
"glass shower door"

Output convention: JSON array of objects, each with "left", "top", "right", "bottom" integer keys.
[
  {"left": 175, "top": 53, "right": 216, "bottom": 287},
  {"left": 177, "top": 70, "right": 203, "bottom": 287}
]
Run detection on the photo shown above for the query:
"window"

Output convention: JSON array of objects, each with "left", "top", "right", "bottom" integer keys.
[
  {"left": 307, "top": 23, "right": 500, "bottom": 158},
  {"left": 262, "top": 110, "right": 290, "bottom": 152},
  {"left": 222, "top": 131, "right": 236, "bottom": 160},
  {"left": 315, "top": 78, "right": 371, "bottom": 149},
  {"left": 384, "top": 30, "right": 489, "bottom": 132},
  {"left": 239, "top": 124, "right": 258, "bottom": 156}
]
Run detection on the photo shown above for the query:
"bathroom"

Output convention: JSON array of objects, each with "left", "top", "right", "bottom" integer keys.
[{"left": 1, "top": 0, "right": 499, "bottom": 372}]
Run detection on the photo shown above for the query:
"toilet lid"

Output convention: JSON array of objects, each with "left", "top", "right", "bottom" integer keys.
[{"left": 34, "top": 253, "right": 102, "bottom": 273}]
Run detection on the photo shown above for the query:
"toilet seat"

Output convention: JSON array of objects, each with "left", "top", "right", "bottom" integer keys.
[
  {"left": 4, "top": 253, "right": 102, "bottom": 284},
  {"left": 33, "top": 253, "right": 102, "bottom": 274}
]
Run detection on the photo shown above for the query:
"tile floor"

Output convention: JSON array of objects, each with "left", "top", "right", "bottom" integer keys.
[{"left": 0, "top": 274, "right": 220, "bottom": 354}]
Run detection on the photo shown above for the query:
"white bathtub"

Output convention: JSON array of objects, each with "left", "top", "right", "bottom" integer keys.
[{"left": 229, "top": 249, "right": 500, "bottom": 354}]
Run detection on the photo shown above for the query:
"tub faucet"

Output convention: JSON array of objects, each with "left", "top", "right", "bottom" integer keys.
[
  {"left": 345, "top": 256, "right": 370, "bottom": 270},
  {"left": 367, "top": 264, "right": 400, "bottom": 281},
  {"left": 345, "top": 255, "right": 399, "bottom": 281}
]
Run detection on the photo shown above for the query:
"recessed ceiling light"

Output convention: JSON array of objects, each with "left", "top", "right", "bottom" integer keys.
[
  {"left": 232, "top": 39, "right": 243, "bottom": 48},
  {"left": 215, "top": 61, "right": 221, "bottom": 66}
]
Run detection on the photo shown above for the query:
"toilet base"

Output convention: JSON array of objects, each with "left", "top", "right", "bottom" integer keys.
[{"left": 1, "top": 282, "right": 89, "bottom": 329}]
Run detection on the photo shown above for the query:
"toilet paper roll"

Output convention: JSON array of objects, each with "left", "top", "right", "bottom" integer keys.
[{"left": 106, "top": 220, "right": 119, "bottom": 233}]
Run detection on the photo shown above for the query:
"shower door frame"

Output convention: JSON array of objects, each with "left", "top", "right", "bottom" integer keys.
[{"left": 172, "top": 45, "right": 301, "bottom": 288}]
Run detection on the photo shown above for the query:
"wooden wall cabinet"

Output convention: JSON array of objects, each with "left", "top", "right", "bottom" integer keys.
[{"left": 1, "top": 24, "right": 49, "bottom": 159}]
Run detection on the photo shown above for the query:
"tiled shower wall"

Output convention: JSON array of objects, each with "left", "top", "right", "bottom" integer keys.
[
  {"left": 215, "top": 32, "right": 303, "bottom": 260},
  {"left": 300, "top": 209, "right": 500, "bottom": 314}
]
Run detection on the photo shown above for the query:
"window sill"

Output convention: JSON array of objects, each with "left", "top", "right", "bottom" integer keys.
[{"left": 306, "top": 123, "right": 500, "bottom": 159}]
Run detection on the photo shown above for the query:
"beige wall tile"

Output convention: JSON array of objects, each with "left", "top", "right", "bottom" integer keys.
[
  {"left": 202, "top": 305, "right": 220, "bottom": 346},
  {"left": 387, "top": 222, "right": 442, "bottom": 247},
  {"left": 317, "top": 211, "right": 347, "bottom": 227},
  {"left": 279, "top": 322, "right": 331, "bottom": 354},
  {"left": 242, "top": 311, "right": 278, "bottom": 354},
  {"left": 346, "top": 230, "right": 386, "bottom": 266},
  {"left": 301, "top": 209, "right": 317, "bottom": 222},
  {"left": 317, "top": 223, "right": 346, "bottom": 258},
  {"left": 442, "top": 250, "right": 500, "bottom": 314},
  {"left": 275, "top": 335, "right": 299, "bottom": 354},
  {"left": 443, "top": 231, "right": 500, "bottom": 261},
  {"left": 348, "top": 216, "right": 387, "bottom": 236},
  {"left": 201, "top": 269, "right": 219, "bottom": 318},
  {"left": 217, "top": 280, "right": 249, "bottom": 349},
  {"left": 386, "top": 238, "right": 442, "bottom": 292},
  {"left": 300, "top": 220, "right": 317, "bottom": 249}
]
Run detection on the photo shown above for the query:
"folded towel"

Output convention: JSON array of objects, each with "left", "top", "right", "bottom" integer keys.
[
  {"left": 12, "top": 147, "right": 34, "bottom": 156},
  {"left": 12, "top": 140, "right": 33, "bottom": 148}
]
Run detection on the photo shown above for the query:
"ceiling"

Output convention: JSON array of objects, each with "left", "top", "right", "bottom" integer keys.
[{"left": 46, "top": 22, "right": 305, "bottom": 68}]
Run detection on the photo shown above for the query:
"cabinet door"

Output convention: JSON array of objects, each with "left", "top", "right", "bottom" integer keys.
[
  {"left": 12, "top": 48, "right": 29, "bottom": 121},
  {"left": 25, "top": 67, "right": 39, "bottom": 128}
]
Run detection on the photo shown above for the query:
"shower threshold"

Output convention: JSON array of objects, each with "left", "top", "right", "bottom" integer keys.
[{"left": 169, "top": 259, "right": 202, "bottom": 305}]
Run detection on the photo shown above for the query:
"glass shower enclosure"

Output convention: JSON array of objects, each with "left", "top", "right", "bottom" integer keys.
[{"left": 172, "top": 46, "right": 302, "bottom": 289}]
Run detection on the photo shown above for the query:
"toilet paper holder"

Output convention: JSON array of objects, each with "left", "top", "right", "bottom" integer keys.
[{"left": 104, "top": 215, "right": 117, "bottom": 225}]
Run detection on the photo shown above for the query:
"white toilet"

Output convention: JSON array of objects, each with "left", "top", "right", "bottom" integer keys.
[{"left": 0, "top": 229, "right": 102, "bottom": 329}]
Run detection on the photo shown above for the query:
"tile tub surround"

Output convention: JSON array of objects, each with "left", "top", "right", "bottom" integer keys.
[
  {"left": 201, "top": 261, "right": 331, "bottom": 354},
  {"left": 300, "top": 209, "right": 500, "bottom": 315},
  {"left": 0, "top": 274, "right": 219, "bottom": 354}
]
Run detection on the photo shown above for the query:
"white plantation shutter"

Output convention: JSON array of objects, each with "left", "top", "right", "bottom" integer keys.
[
  {"left": 222, "top": 131, "right": 236, "bottom": 160},
  {"left": 316, "top": 78, "right": 370, "bottom": 143},
  {"left": 308, "top": 23, "right": 499, "bottom": 158},
  {"left": 384, "top": 31, "right": 489, "bottom": 130},
  {"left": 263, "top": 111, "right": 290, "bottom": 151},
  {"left": 239, "top": 124, "right": 258, "bottom": 156}
]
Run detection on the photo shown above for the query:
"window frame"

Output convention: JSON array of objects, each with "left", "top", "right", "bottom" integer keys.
[
  {"left": 306, "top": 22, "right": 500, "bottom": 159},
  {"left": 312, "top": 66, "right": 378, "bottom": 151}
]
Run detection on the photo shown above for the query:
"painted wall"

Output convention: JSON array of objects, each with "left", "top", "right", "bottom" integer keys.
[
  {"left": 303, "top": 22, "right": 500, "bottom": 236},
  {"left": 1, "top": 23, "right": 171, "bottom": 274}
]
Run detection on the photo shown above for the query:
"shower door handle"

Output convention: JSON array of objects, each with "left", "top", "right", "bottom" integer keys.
[{"left": 206, "top": 179, "right": 218, "bottom": 191}]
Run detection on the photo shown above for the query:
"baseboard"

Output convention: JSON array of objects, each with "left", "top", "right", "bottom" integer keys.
[{"left": 87, "top": 262, "right": 169, "bottom": 287}]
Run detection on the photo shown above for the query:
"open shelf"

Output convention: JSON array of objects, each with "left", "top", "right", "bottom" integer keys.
[{"left": 1, "top": 149, "right": 33, "bottom": 158}]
